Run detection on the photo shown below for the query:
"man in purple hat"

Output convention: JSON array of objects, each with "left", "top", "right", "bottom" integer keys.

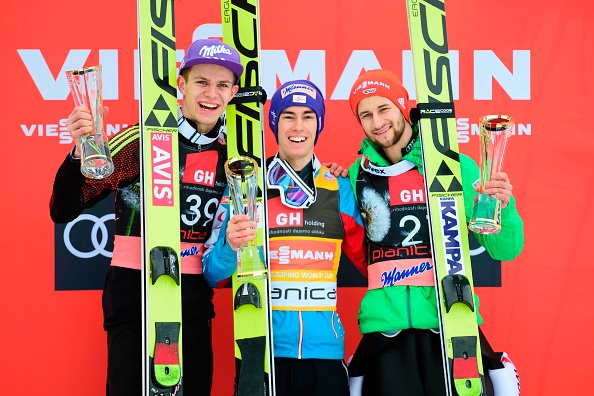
[
  {"left": 203, "top": 80, "right": 368, "bottom": 395},
  {"left": 50, "top": 38, "right": 243, "bottom": 395}
]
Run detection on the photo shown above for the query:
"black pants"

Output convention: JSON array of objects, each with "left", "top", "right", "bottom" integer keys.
[
  {"left": 349, "top": 329, "right": 496, "bottom": 396},
  {"left": 102, "top": 267, "right": 214, "bottom": 396},
  {"left": 273, "top": 357, "right": 349, "bottom": 396}
]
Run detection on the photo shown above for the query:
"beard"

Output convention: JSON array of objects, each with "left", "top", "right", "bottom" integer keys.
[{"left": 367, "top": 117, "right": 406, "bottom": 150}]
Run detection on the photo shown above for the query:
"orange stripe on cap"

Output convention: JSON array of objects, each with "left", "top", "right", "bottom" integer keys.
[{"left": 349, "top": 69, "right": 412, "bottom": 124}]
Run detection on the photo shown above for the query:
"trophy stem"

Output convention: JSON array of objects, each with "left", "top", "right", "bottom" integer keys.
[{"left": 237, "top": 245, "right": 267, "bottom": 281}]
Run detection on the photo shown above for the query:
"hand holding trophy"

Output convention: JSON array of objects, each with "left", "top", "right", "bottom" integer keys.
[
  {"left": 468, "top": 115, "right": 514, "bottom": 234},
  {"left": 225, "top": 156, "right": 267, "bottom": 280},
  {"left": 65, "top": 65, "right": 114, "bottom": 179}
]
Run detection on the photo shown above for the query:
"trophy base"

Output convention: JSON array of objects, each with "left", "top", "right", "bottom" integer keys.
[
  {"left": 469, "top": 194, "right": 501, "bottom": 235},
  {"left": 81, "top": 155, "right": 114, "bottom": 179},
  {"left": 237, "top": 245, "right": 268, "bottom": 281},
  {"left": 468, "top": 218, "right": 501, "bottom": 235},
  {"left": 81, "top": 134, "right": 114, "bottom": 179}
]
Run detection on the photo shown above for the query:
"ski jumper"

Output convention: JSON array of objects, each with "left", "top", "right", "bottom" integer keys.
[
  {"left": 50, "top": 111, "right": 229, "bottom": 395},
  {"left": 203, "top": 155, "right": 367, "bottom": 395},
  {"left": 347, "top": 133, "right": 524, "bottom": 396}
]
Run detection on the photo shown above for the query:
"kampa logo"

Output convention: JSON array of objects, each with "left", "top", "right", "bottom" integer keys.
[
  {"left": 271, "top": 245, "right": 335, "bottom": 265},
  {"left": 439, "top": 197, "right": 465, "bottom": 275},
  {"left": 362, "top": 88, "right": 377, "bottom": 95},
  {"left": 151, "top": 132, "right": 174, "bottom": 206}
]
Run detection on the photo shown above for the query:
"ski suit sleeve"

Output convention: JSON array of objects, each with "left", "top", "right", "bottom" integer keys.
[
  {"left": 202, "top": 186, "right": 238, "bottom": 288},
  {"left": 49, "top": 125, "right": 141, "bottom": 223},
  {"left": 460, "top": 154, "right": 525, "bottom": 261},
  {"left": 338, "top": 176, "right": 368, "bottom": 277}
]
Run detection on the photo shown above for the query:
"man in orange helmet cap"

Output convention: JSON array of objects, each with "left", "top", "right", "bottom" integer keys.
[{"left": 345, "top": 69, "right": 524, "bottom": 396}]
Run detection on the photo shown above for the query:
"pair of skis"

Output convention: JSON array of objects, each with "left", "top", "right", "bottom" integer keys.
[
  {"left": 407, "top": 1, "right": 484, "bottom": 396},
  {"left": 137, "top": 0, "right": 273, "bottom": 394}
]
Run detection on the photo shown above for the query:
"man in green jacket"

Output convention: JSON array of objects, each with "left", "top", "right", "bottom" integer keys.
[{"left": 346, "top": 69, "right": 524, "bottom": 396}]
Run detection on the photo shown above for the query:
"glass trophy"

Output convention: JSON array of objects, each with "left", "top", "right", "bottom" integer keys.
[
  {"left": 65, "top": 65, "right": 114, "bottom": 179},
  {"left": 469, "top": 115, "right": 514, "bottom": 234},
  {"left": 224, "top": 156, "right": 267, "bottom": 280}
]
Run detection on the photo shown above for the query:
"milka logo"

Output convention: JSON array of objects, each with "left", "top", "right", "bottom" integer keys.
[
  {"left": 381, "top": 261, "right": 433, "bottom": 287},
  {"left": 199, "top": 44, "right": 232, "bottom": 58},
  {"left": 281, "top": 84, "right": 316, "bottom": 99},
  {"left": 352, "top": 80, "right": 391, "bottom": 95},
  {"left": 440, "top": 198, "right": 464, "bottom": 275}
]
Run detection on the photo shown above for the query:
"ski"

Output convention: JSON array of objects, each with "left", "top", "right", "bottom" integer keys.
[
  {"left": 406, "top": 1, "right": 483, "bottom": 396},
  {"left": 221, "top": 0, "right": 275, "bottom": 395},
  {"left": 137, "top": 0, "right": 183, "bottom": 394}
]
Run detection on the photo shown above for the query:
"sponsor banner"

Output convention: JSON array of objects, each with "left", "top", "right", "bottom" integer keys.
[{"left": 4, "top": 0, "right": 592, "bottom": 394}]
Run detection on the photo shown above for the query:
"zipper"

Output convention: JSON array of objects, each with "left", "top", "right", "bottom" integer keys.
[{"left": 298, "top": 311, "right": 304, "bottom": 359}]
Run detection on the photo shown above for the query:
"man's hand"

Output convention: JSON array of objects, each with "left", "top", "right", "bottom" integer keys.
[
  {"left": 66, "top": 105, "right": 109, "bottom": 158},
  {"left": 226, "top": 214, "right": 257, "bottom": 251},
  {"left": 323, "top": 162, "right": 348, "bottom": 177},
  {"left": 478, "top": 171, "right": 513, "bottom": 209}
]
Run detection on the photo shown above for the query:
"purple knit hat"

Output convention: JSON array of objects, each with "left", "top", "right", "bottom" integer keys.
[
  {"left": 179, "top": 39, "right": 244, "bottom": 84},
  {"left": 268, "top": 80, "right": 325, "bottom": 145}
]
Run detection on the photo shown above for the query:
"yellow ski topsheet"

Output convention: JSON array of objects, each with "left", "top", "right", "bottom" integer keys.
[
  {"left": 138, "top": 0, "right": 183, "bottom": 393},
  {"left": 222, "top": 0, "right": 275, "bottom": 395},
  {"left": 406, "top": 1, "right": 483, "bottom": 396}
]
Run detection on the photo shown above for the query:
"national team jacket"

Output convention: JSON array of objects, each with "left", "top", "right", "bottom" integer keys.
[
  {"left": 49, "top": 110, "right": 229, "bottom": 296},
  {"left": 347, "top": 135, "right": 524, "bottom": 335},
  {"left": 203, "top": 155, "right": 367, "bottom": 360}
]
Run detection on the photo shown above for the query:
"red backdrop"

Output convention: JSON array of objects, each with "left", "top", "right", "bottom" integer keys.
[{"left": 2, "top": 0, "right": 593, "bottom": 394}]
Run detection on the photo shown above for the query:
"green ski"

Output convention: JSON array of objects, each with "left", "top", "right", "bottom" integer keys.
[
  {"left": 137, "top": 0, "right": 183, "bottom": 394},
  {"left": 406, "top": 1, "right": 483, "bottom": 395},
  {"left": 222, "top": 0, "right": 275, "bottom": 395}
]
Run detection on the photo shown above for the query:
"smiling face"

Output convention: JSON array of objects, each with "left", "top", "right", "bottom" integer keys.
[
  {"left": 276, "top": 106, "right": 317, "bottom": 170},
  {"left": 178, "top": 63, "right": 239, "bottom": 133},
  {"left": 357, "top": 95, "right": 412, "bottom": 163}
]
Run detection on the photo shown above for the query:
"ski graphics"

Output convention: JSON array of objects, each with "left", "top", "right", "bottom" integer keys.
[
  {"left": 406, "top": 1, "right": 483, "bottom": 396},
  {"left": 222, "top": 0, "right": 275, "bottom": 395},
  {"left": 137, "top": 0, "right": 183, "bottom": 394}
]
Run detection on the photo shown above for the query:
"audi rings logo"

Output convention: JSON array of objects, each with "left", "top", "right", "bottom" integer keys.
[{"left": 63, "top": 214, "right": 115, "bottom": 258}]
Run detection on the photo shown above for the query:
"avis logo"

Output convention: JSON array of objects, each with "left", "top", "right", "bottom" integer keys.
[{"left": 151, "top": 132, "right": 173, "bottom": 206}]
